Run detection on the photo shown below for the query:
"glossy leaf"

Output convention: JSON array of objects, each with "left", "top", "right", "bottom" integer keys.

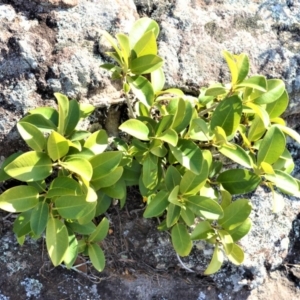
[
  {"left": 88, "top": 217, "right": 109, "bottom": 243},
  {"left": 190, "top": 221, "right": 214, "bottom": 240},
  {"left": 46, "top": 217, "right": 69, "bottom": 266},
  {"left": 257, "top": 126, "right": 285, "bottom": 166},
  {"left": 227, "top": 243, "right": 244, "bottom": 265},
  {"left": 0, "top": 152, "right": 22, "bottom": 181},
  {"left": 217, "top": 169, "right": 261, "bottom": 194},
  {"left": 273, "top": 124, "right": 300, "bottom": 144},
  {"left": 55, "top": 92, "right": 69, "bottom": 135},
  {"left": 185, "top": 196, "right": 223, "bottom": 220},
  {"left": 63, "top": 229, "right": 78, "bottom": 269},
  {"left": 143, "top": 190, "right": 169, "bottom": 218},
  {"left": 30, "top": 201, "right": 49, "bottom": 236},
  {"left": 116, "top": 33, "right": 130, "bottom": 66},
  {"left": 132, "top": 30, "right": 157, "bottom": 57},
  {"left": 156, "top": 128, "right": 178, "bottom": 147},
  {"left": 227, "top": 218, "right": 252, "bottom": 241},
  {"left": 247, "top": 115, "right": 266, "bottom": 142},
  {"left": 151, "top": 67, "right": 165, "bottom": 93},
  {"left": 84, "top": 129, "right": 108, "bottom": 155},
  {"left": 188, "top": 118, "right": 211, "bottom": 141},
  {"left": 79, "top": 103, "right": 95, "bottom": 118},
  {"left": 245, "top": 102, "right": 270, "bottom": 128},
  {"left": 65, "top": 100, "right": 80, "bottom": 136},
  {"left": 210, "top": 95, "right": 242, "bottom": 136},
  {"left": 88, "top": 243, "right": 105, "bottom": 272},
  {"left": 4, "top": 151, "right": 52, "bottom": 182},
  {"left": 13, "top": 210, "right": 32, "bottom": 237},
  {"left": 17, "top": 122, "right": 46, "bottom": 152},
  {"left": 47, "top": 131, "right": 69, "bottom": 161},
  {"left": 47, "top": 177, "right": 83, "bottom": 198},
  {"left": 218, "top": 229, "right": 234, "bottom": 255},
  {"left": 218, "top": 144, "right": 252, "bottom": 168},
  {"left": 119, "top": 119, "right": 150, "bottom": 140},
  {"left": 21, "top": 114, "right": 57, "bottom": 133},
  {"left": 169, "top": 139, "right": 203, "bottom": 175},
  {"left": 235, "top": 75, "right": 267, "bottom": 92},
  {"left": 204, "top": 246, "right": 224, "bottom": 275},
  {"left": 266, "top": 90, "right": 289, "bottom": 118},
  {"left": 29, "top": 107, "right": 59, "bottom": 126},
  {"left": 143, "top": 154, "right": 159, "bottom": 190},
  {"left": 66, "top": 221, "right": 96, "bottom": 235},
  {"left": 171, "top": 223, "right": 193, "bottom": 256},
  {"left": 61, "top": 157, "right": 92, "bottom": 181},
  {"left": 130, "top": 55, "right": 163, "bottom": 75},
  {"left": 165, "top": 166, "right": 182, "bottom": 192},
  {"left": 166, "top": 203, "right": 181, "bottom": 228},
  {"left": 127, "top": 75, "right": 154, "bottom": 107},
  {"left": 180, "top": 208, "right": 195, "bottom": 226},
  {"left": 0, "top": 186, "right": 38, "bottom": 212}
]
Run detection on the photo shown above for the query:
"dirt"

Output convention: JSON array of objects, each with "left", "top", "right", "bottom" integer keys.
[{"left": 1, "top": 186, "right": 300, "bottom": 300}]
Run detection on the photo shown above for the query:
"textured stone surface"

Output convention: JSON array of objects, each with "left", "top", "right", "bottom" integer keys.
[{"left": 1, "top": 0, "right": 300, "bottom": 297}]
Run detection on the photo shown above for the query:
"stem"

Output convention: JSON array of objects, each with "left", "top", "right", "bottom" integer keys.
[
  {"left": 124, "top": 92, "right": 136, "bottom": 119},
  {"left": 198, "top": 102, "right": 218, "bottom": 117}
]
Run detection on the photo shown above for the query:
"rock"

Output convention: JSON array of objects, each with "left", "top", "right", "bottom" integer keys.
[{"left": 1, "top": 0, "right": 300, "bottom": 296}]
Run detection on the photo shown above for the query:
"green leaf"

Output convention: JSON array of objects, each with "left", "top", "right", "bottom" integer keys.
[
  {"left": 227, "top": 218, "right": 252, "bottom": 242},
  {"left": 151, "top": 67, "right": 165, "bottom": 93},
  {"left": 204, "top": 245, "right": 224, "bottom": 275},
  {"left": 222, "top": 51, "right": 249, "bottom": 85},
  {"left": 171, "top": 223, "right": 193, "bottom": 257},
  {"left": 171, "top": 98, "right": 194, "bottom": 133},
  {"left": 273, "top": 124, "right": 300, "bottom": 144},
  {"left": 218, "top": 144, "right": 252, "bottom": 168},
  {"left": 29, "top": 107, "right": 59, "bottom": 126},
  {"left": 21, "top": 114, "right": 57, "bottom": 133},
  {"left": 235, "top": 75, "right": 267, "bottom": 92},
  {"left": 266, "top": 90, "right": 289, "bottom": 118},
  {"left": 27, "top": 180, "right": 46, "bottom": 193},
  {"left": 101, "top": 178, "right": 127, "bottom": 203},
  {"left": 127, "top": 75, "right": 154, "bottom": 107},
  {"left": 217, "top": 169, "right": 261, "bottom": 194},
  {"left": 61, "top": 157, "right": 93, "bottom": 181},
  {"left": 169, "top": 139, "right": 203, "bottom": 175},
  {"left": 168, "top": 185, "right": 184, "bottom": 207},
  {"left": 247, "top": 115, "right": 266, "bottom": 142},
  {"left": 13, "top": 210, "right": 32, "bottom": 237},
  {"left": 84, "top": 129, "right": 108, "bottom": 155},
  {"left": 130, "top": 55, "right": 163, "bottom": 75},
  {"left": 185, "top": 196, "right": 223, "bottom": 220},
  {"left": 92, "top": 166, "right": 123, "bottom": 190},
  {"left": 218, "top": 199, "right": 252, "bottom": 231},
  {"left": 210, "top": 95, "right": 242, "bottom": 136},
  {"left": 166, "top": 203, "right": 181, "bottom": 228},
  {"left": 129, "top": 17, "right": 159, "bottom": 49},
  {"left": 65, "top": 99, "right": 80, "bottom": 136},
  {"left": 205, "top": 84, "right": 227, "bottom": 97},
  {"left": 46, "top": 217, "right": 69, "bottom": 266},
  {"left": 63, "top": 229, "right": 78, "bottom": 269},
  {"left": 180, "top": 208, "right": 195, "bottom": 226},
  {"left": 102, "top": 30, "right": 123, "bottom": 65},
  {"left": 179, "top": 165, "right": 208, "bottom": 195},
  {"left": 227, "top": 243, "right": 244, "bottom": 265},
  {"left": 220, "top": 190, "right": 232, "bottom": 209},
  {"left": 218, "top": 229, "right": 234, "bottom": 255},
  {"left": 79, "top": 103, "right": 95, "bottom": 118},
  {"left": 119, "top": 119, "right": 150, "bottom": 140},
  {"left": 143, "top": 190, "right": 169, "bottom": 218},
  {"left": 143, "top": 154, "right": 158, "bottom": 190},
  {"left": 88, "top": 243, "right": 105, "bottom": 272},
  {"left": 47, "top": 177, "right": 83, "bottom": 198},
  {"left": 253, "top": 79, "right": 285, "bottom": 105},
  {"left": 165, "top": 166, "right": 182, "bottom": 192},
  {"left": 188, "top": 118, "right": 212, "bottom": 141},
  {"left": 66, "top": 221, "right": 96, "bottom": 235},
  {"left": 95, "top": 192, "right": 112, "bottom": 216},
  {"left": 273, "top": 148, "right": 294, "bottom": 174},
  {"left": 30, "top": 201, "right": 49, "bottom": 236},
  {"left": 116, "top": 33, "right": 130, "bottom": 66},
  {"left": 122, "top": 160, "right": 141, "bottom": 186},
  {"left": 0, "top": 152, "right": 22, "bottom": 181},
  {"left": 190, "top": 221, "right": 214, "bottom": 240},
  {"left": 47, "top": 131, "right": 69, "bottom": 161},
  {"left": 55, "top": 195, "right": 96, "bottom": 220},
  {"left": 257, "top": 126, "right": 285, "bottom": 166},
  {"left": 4, "top": 151, "right": 52, "bottom": 182},
  {"left": 244, "top": 102, "right": 270, "bottom": 128},
  {"left": 132, "top": 30, "right": 157, "bottom": 57},
  {"left": 55, "top": 92, "right": 69, "bottom": 135},
  {"left": 88, "top": 217, "right": 109, "bottom": 243},
  {"left": 17, "top": 122, "right": 46, "bottom": 152},
  {"left": 156, "top": 128, "right": 178, "bottom": 147}
]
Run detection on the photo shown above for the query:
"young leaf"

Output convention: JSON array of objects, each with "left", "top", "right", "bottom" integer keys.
[
  {"left": 143, "top": 190, "right": 169, "bottom": 218},
  {"left": 156, "top": 128, "right": 178, "bottom": 147},
  {"left": 217, "top": 169, "right": 261, "bottom": 194},
  {"left": 46, "top": 217, "right": 69, "bottom": 266},
  {"left": 101, "top": 30, "right": 123, "bottom": 65},
  {"left": 4, "top": 151, "right": 52, "bottom": 182},
  {"left": 0, "top": 186, "right": 38, "bottom": 212},
  {"left": 17, "top": 122, "right": 46, "bottom": 152},
  {"left": 204, "top": 245, "right": 224, "bottom": 275},
  {"left": 65, "top": 99, "right": 80, "bottom": 136},
  {"left": 63, "top": 229, "right": 78, "bottom": 269},
  {"left": 79, "top": 103, "right": 95, "bottom": 118},
  {"left": 166, "top": 203, "right": 181, "bottom": 228},
  {"left": 185, "top": 196, "right": 223, "bottom": 220},
  {"left": 132, "top": 30, "right": 157, "bottom": 57},
  {"left": 188, "top": 118, "right": 212, "bottom": 141},
  {"left": 88, "top": 217, "right": 109, "bottom": 243},
  {"left": 227, "top": 218, "right": 252, "bottom": 241},
  {"left": 30, "top": 201, "right": 49, "bottom": 236},
  {"left": 180, "top": 208, "right": 195, "bottom": 226},
  {"left": 88, "top": 243, "right": 105, "bottom": 272},
  {"left": 227, "top": 243, "right": 244, "bottom": 265},
  {"left": 218, "top": 229, "right": 234, "bottom": 255},
  {"left": 244, "top": 102, "right": 270, "bottom": 128},
  {"left": 235, "top": 75, "right": 267, "bottom": 92},
  {"left": 257, "top": 126, "right": 285, "bottom": 166},
  {"left": 190, "top": 221, "right": 214, "bottom": 240},
  {"left": 210, "top": 95, "right": 242, "bottom": 136},
  {"left": 127, "top": 75, "right": 154, "bottom": 107},
  {"left": 13, "top": 210, "right": 32, "bottom": 237},
  {"left": 21, "top": 114, "right": 57, "bottom": 133},
  {"left": 29, "top": 107, "right": 59, "bottom": 126},
  {"left": 273, "top": 124, "right": 300, "bottom": 144},
  {"left": 119, "top": 119, "right": 150, "bottom": 140},
  {"left": 218, "top": 199, "right": 252, "bottom": 230},
  {"left": 129, "top": 17, "right": 160, "bottom": 49},
  {"left": 116, "top": 33, "right": 130, "bottom": 66},
  {"left": 60, "top": 157, "right": 93, "bottom": 181},
  {"left": 130, "top": 55, "right": 163, "bottom": 75},
  {"left": 171, "top": 223, "right": 193, "bottom": 257},
  {"left": 47, "top": 131, "right": 69, "bottom": 161},
  {"left": 151, "top": 67, "right": 165, "bottom": 93},
  {"left": 55, "top": 92, "right": 69, "bottom": 135},
  {"left": 266, "top": 90, "right": 289, "bottom": 118},
  {"left": 169, "top": 139, "right": 203, "bottom": 175},
  {"left": 84, "top": 129, "right": 108, "bottom": 155},
  {"left": 218, "top": 144, "right": 252, "bottom": 168}
]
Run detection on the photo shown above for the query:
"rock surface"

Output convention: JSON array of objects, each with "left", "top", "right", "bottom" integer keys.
[{"left": 1, "top": 0, "right": 300, "bottom": 298}]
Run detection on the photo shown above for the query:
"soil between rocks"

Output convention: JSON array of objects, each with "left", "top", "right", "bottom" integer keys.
[{"left": 1, "top": 186, "right": 300, "bottom": 300}]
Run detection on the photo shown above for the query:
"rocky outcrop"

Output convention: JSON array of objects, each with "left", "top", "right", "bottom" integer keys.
[{"left": 1, "top": 0, "right": 300, "bottom": 297}]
